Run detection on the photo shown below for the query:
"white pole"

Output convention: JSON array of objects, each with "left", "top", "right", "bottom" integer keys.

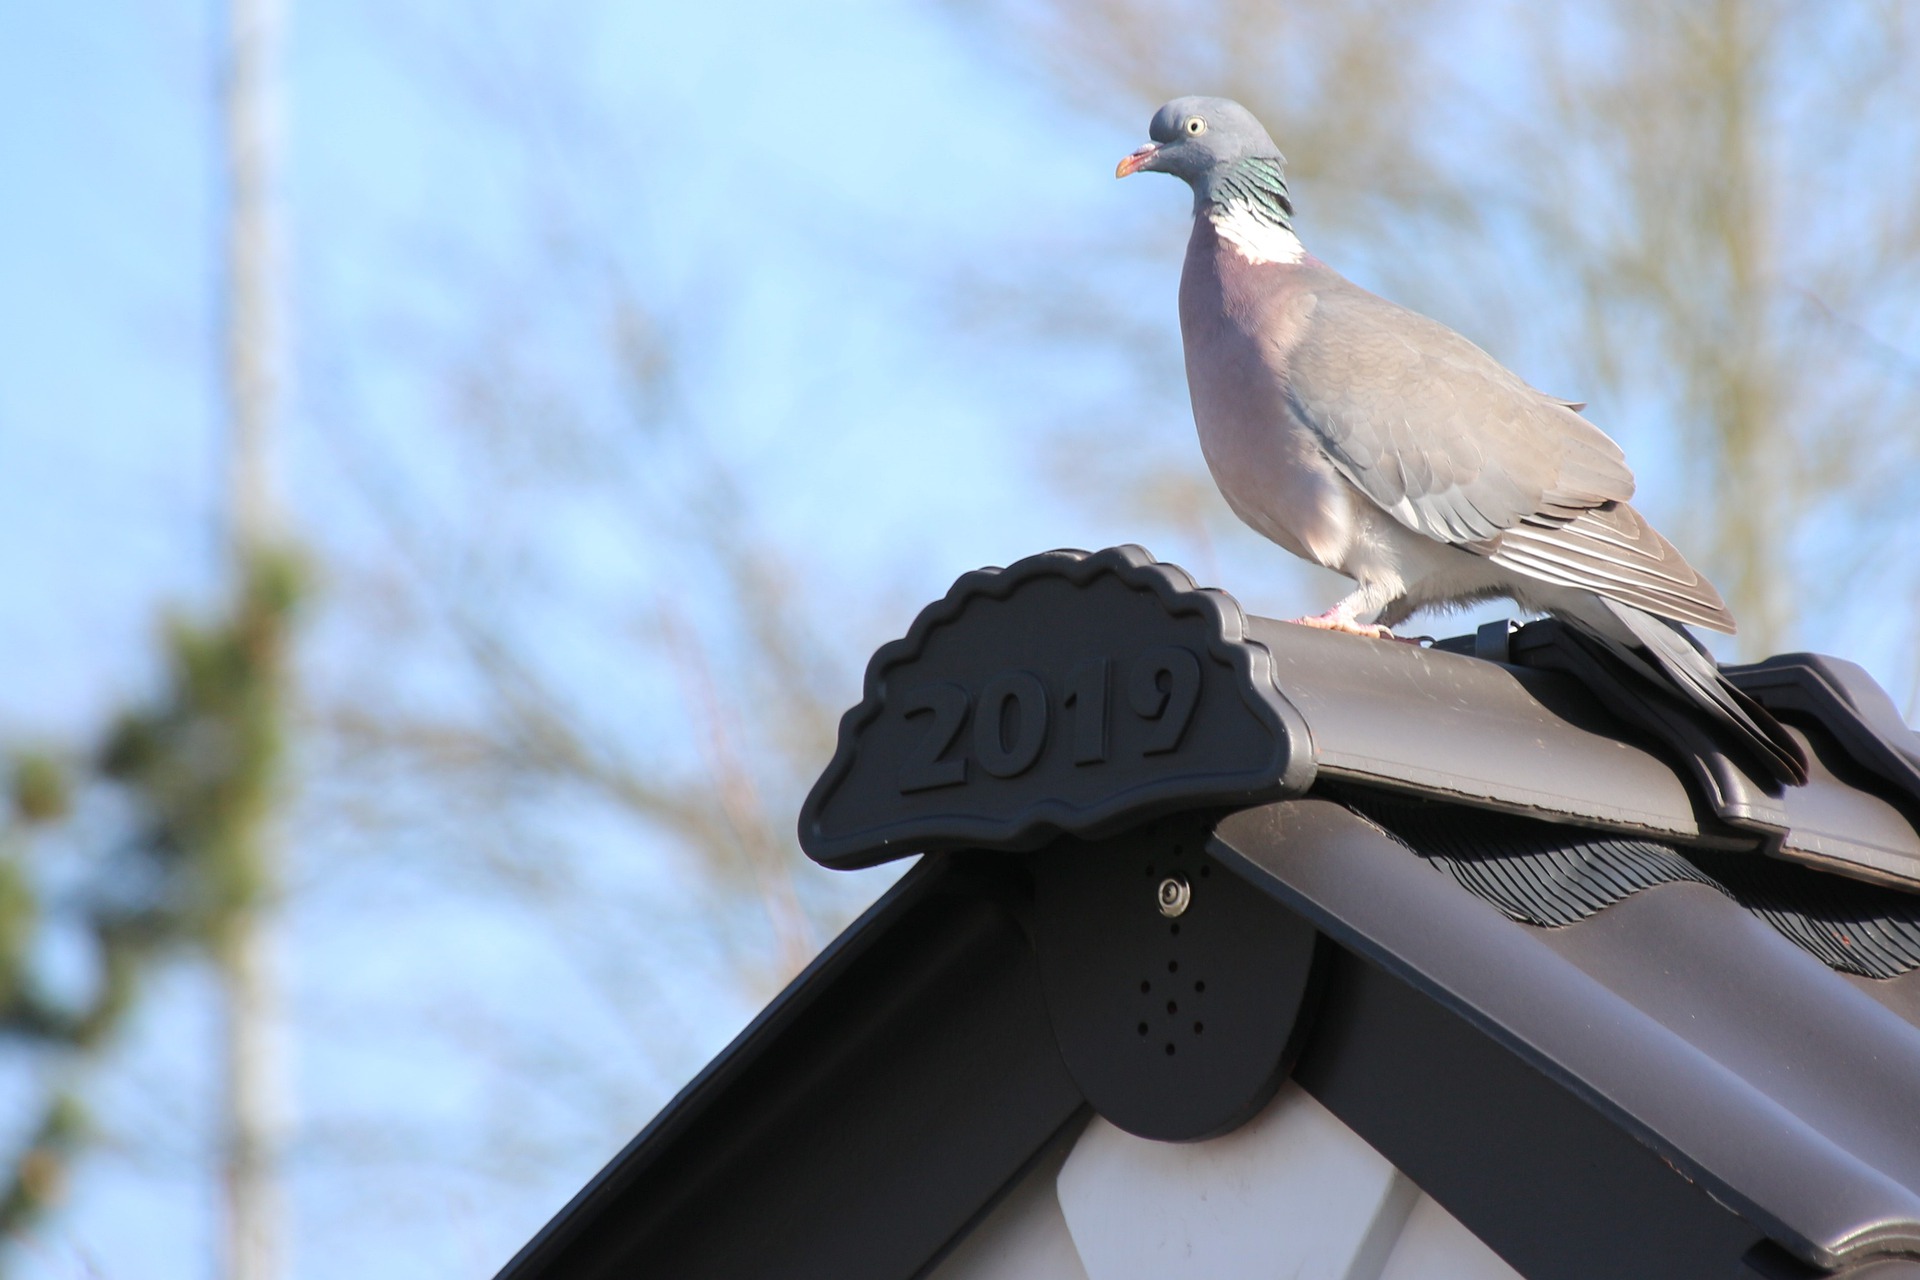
[{"left": 220, "top": 0, "right": 287, "bottom": 1275}]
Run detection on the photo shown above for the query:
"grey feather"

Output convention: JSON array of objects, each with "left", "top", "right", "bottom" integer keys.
[
  {"left": 1284, "top": 279, "right": 1636, "bottom": 549},
  {"left": 1575, "top": 597, "right": 1809, "bottom": 786},
  {"left": 1490, "top": 505, "right": 1736, "bottom": 633}
]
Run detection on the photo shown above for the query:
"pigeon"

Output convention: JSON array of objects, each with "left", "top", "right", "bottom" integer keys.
[{"left": 1118, "top": 96, "right": 1807, "bottom": 787}]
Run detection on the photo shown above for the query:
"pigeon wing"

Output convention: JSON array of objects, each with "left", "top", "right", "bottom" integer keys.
[
  {"left": 1283, "top": 279, "right": 1636, "bottom": 545},
  {"left": 1490, "top": 503, "right": 1736, "bottom": 632},
  {"left": 1281, "top": 279, "right": 1737, "bottom": 633}
]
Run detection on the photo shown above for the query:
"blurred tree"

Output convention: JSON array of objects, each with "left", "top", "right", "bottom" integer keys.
[
  {"left": 0, "top": 751, "right": 95, "bottom": 1245},
  {"left": 288, "top": 14, "right": 890, "bottom": 1205},
  {"left": 1509, "top": 0, "right": 1920, "bottom": 655},
  {"left": 305, "top": 301, "right": 874, "bottom": 1208},
  {"left": 12, "top": 10, "right": 904, "bottom": 1264},
  {"left": 1, "top": 1, "right": 303, "bottom": 1274},
  {"left": 0, "top": 554, "right": 300, "bottom": 1266}
]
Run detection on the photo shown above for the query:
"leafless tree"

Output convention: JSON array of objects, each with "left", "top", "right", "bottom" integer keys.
[
  {"left": 275, "top": 17, "right": 899, "bottom": 1220},
  {"left": 1505, "top": 0, "right": 1920, "bottom": 657}
]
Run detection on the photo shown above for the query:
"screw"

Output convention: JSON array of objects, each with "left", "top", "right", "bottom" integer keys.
[{"left": 1157, "top": 875, "right": 1191, "bottom": 918}]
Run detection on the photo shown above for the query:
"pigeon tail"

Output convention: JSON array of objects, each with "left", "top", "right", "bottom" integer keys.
[{"left": 1562, "top": 595, "right": 1809, "bottom": 788}]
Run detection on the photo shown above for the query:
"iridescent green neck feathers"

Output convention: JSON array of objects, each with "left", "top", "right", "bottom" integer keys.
[
  {"left": 1204, "top": 157, "right": 1303, "bottom": 265},
  {"left": 1202, "top": 156, "right": 1293, "bottom": 225}
]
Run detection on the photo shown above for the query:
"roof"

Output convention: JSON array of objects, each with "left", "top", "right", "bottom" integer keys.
[{"left": 495, "top": 546, "right": 1920, "bottom": 1280}]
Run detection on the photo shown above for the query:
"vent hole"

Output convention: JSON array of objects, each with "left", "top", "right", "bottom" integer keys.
[
  {"left": 1194, "top": 980, "right": 1206, "bottom": 994},
  {"left": 1200, "top": 865, "right": 1211, "bottom": 879},
  {"left": 1140, "top": 980, "right": 1151, "bottom": 993},
  {"left": 1165, "top": 1043, "right": 1176, "bottom": 1056},
  {"left": 1144, "top": 863, "right": 1155, "bottom": 878},
  {"left": 1169, "top": 922, "right": 1181, "bottom": 937},
  {"left": 1137, "top": 1022, "right": 1148, "bottom": 1036},
  {"left": 1168, "top": 960, "right": 1179, "bottom": 973},
  {"left": 1194, "top": 1021, "right": 1205, "bottom": 1035},
  {"left": 1166, "top": 1000, "right": 1178, "bottom": 1015}
]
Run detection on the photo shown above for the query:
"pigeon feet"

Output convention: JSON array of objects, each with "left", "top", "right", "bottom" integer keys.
[
  {"left": 1287, "top": 611, "right": 1424, "bottom": 644},
  {"left": 1288, "top": 610, "right": 1398, "bottom": 640}
]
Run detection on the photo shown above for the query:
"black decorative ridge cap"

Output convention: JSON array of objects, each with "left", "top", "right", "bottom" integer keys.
[
  {"left": 1245, "top": 615, "right": 1726, "bottom": 845},
  {"left": 1729, "top": 654, "right": 1920, "bottom": 820},
  {"left": 799, "top": 543, "right": 1919, "bottom": 887},
  {"left": 1263, "top": 616, "right": 1920, "bottom": 891},
  {"left": 798, "top": 546, "right": 1314, "bottom": 870}
]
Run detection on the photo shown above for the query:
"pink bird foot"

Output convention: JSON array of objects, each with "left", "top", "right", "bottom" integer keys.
[{"left": 1287, "top": 611, "right": 1425, "bottom": 644}]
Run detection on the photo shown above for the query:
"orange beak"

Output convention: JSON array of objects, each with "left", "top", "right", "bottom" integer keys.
[{"left": 1116, "top": 143, "right": 1161, "bottom": 178}]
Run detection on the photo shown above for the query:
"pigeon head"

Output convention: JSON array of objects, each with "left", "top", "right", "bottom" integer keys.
[{"left": 1117, "top": 97, "right": 1287, "bottom": 203}]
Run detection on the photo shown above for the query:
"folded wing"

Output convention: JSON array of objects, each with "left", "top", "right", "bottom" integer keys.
[{"left": 1284, "top": 278, "right": 1732, "bottom": 633}]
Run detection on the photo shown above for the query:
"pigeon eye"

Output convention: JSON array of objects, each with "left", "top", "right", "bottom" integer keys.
[{"left": 1184, "top": 116, "right": 1206, "bottom": 135}]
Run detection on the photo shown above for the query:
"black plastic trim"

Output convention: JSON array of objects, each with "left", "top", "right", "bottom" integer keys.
[
  {"left": 491, "top": 856, "right": 1084, "bottom": 1280},
  {"left": 1212, "top": 798, "right": 1920, "bottom": 1271},
  {"left": 1505, "top": 618, "right": 1791, "bottom": 837},
  {"left": 499, "top": 804, "right": 1920, "bottom": 1279},
  {"left": 1294, "top": 945, "right": 1769, "bottom": 1279},
  {"left": 1030, "top": 816, "right": 1328, "bottom": 1141},
  {"left": 1350, "top": 792, "right": 1920, "bottom": 979}
]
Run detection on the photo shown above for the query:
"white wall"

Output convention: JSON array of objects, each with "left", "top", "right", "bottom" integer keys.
[
  {"left": 931, "top": 1139, "right": 1089, "bottom": 1280},
  {"left": 933, "top": 1083, "right": 1524, "bottom": 1280}
]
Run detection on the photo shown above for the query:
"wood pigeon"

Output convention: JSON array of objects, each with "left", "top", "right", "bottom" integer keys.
[{"left": 1119, "top": 95, "right": 1807, "bottom": 787}]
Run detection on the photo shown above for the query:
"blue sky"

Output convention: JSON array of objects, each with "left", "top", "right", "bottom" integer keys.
[{"left": 0, "top": 4, "right": 1168, "bottom": 1274}]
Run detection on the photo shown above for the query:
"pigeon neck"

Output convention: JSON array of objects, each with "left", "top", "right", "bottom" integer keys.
[{"left": 1202, "top": 158, "right": 1303, "bottom": 266}]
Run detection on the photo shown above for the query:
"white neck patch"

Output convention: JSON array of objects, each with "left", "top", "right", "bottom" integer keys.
[{"left": 1209, "top": 201, "right": 1305, "bottom": 265}]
